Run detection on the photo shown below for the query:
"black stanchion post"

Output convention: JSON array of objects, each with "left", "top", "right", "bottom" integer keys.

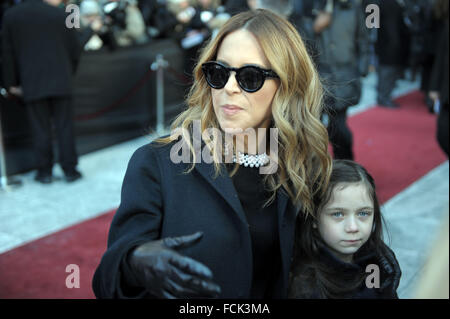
[{"left": 151, "top": 54, "right": 169, "bottom": 136}]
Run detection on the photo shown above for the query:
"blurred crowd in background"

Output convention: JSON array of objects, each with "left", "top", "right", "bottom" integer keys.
[
  {"left": 0, "top": 0, "right": 448, "bottom": 173},
  {"left": 1, "top": 0, "right": 448, "bottom": 100},
  {"left": 0, "top": 0, "right": 447, "bottom": 81}
]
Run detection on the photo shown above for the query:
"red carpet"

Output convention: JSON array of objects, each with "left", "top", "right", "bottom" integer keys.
[
  {"left": 0, "top": 90, "right": 447, "bottom": 298},
  {"left": 349, "top": 90, "right": 447, "bottom": 203},
  {"left": 0, "top": 211, "right": 115, "bottom": 299}
]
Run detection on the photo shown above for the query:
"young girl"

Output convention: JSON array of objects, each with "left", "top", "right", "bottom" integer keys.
[{"left": 288, "top": 160, "right": 401, "bottom": 299}]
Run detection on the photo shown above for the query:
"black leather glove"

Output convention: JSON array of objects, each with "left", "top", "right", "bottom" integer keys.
[
  {"left": 378, "top": 244, "right": 402, "bottom": 297},
  {"left": 126, "top": 231, "right": 222, "bottom": 299}
]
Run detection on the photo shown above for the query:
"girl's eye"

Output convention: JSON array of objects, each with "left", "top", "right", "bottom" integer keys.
[
  {"left": 331, "top": 212, "right": 344, "bottom": 218},
  {"left": 358, "top": 211, "right": 371, "bottom": 217}
]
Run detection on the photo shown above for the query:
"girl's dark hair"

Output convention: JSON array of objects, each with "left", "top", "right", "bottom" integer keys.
[{"left": 289, "top": 160, "right": 390, "bottom": 298}]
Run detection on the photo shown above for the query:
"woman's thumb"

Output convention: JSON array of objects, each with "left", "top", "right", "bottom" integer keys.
[{"left": 163, "top": 231, "right": 203, "bottom": 249}]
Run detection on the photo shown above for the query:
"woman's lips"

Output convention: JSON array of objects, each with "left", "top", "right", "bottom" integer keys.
[{"left": 222, "top": 105, "right": 243, "bottom": 116}]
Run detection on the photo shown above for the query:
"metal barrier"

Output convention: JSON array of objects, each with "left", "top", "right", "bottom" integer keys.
[{"left": 151, "top": 54, "right": 169, "bottom": 136}]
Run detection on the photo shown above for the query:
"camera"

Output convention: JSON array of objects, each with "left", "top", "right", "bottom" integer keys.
[{"left": 102, "top": 0, "right": 129, "bottom": 29}]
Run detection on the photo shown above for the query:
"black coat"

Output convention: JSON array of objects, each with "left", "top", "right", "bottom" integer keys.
[
  {"left": 92, "top": 140, "right": 298, "bottom": 298},
  {"left": 1, "top": 0, "right": 82, "bottom": 102},
  {"left": 430, "top": 17, "right": 449, "bottom": 106},
  {"left": 374, "top": 0, "right": 411, "bottom": 66},
  {"left": 317, "top": 0, "right": 370, "bottom": 110},
  {"left": 288, "top": 244, "right": 400, "bottom": 299}
]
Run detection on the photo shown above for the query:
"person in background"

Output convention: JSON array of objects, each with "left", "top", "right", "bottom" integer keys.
[
  {"left": 223, "top": 0, "right": 249, "bottom": 16},
  {"left": 428, "top": 0, "right": 448, "bottom": 157},
  {"left": 80, "top": 0, "right": 105, "bottom": 50},
  {"left": 138, "top": 0, "right": 178, "bottom": 39},
  {"left": 172, "top": 0, "right": 229, "bottom": 83},
  {"left": 374, "top": 0, "right": 411, "bottom": 109},
  {"left": 103, "top": 0, "right": 148, "bottom": 47},
  {"left": 297, "top": 0, "right": 369, "bottom": 160},
  {"left": 2, "top": 0, "right": 83, "bottom": 183}
]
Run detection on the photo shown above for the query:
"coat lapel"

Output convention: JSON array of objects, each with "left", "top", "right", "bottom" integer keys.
[
  {"left": 194, "top": 161, "right": 248, "bottom": 225},
  {"left": 276, "top": 187, "right": 289, "bottom": 229},
  {"left": 276, "top": 186, "right": 299, "bottom": 296}
]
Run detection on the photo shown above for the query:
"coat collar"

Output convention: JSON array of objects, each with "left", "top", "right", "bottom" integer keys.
[
  {"left": 194, "top": 160, "right": 247, "bottom": 225},
  {"left": 318, "top": 242, "right": 377, "bottom": 272},
  {"left": 188, "top": 132, "right": 297, "bottom": 225}
]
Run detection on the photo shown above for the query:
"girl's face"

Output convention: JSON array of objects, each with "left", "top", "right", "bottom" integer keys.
[
  {"left": 211, "top": 29, "right": 279, "bottom": 134},
  {"left": 316, "top": 182, "right": 374, "bottom": 263}
]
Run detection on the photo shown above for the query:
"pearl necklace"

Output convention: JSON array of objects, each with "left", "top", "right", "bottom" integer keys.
[{"left": 233, "top": 152, "right": 269, "bottom": 168}]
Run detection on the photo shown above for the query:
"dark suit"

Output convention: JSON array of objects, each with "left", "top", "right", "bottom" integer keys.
[
  {"left": 430, "top": 17, "right": 449, "bottom": 156},
  {"left": 2, "top": 0, "right": 81, "bottom": 102},
  {"left": 375, "top": 0, "right": 411, "bottom": 106},
  {"left": 92, "top": 140, "right": 298, "bottom": 298},
  {"left": 2, "top": 0, "right": 82, "bottom": 174}
]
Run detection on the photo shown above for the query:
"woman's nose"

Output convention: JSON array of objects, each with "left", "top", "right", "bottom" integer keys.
[{"left": 224, "top": 71, "right": 241, "bottom": 94}]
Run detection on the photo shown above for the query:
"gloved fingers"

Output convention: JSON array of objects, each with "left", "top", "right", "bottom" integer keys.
[
  {"left": 380, "top": 258, "right": 394, "bottom": 275},
  {"left": 379, "top": 277, "right": 392, "bottom": 291},
  {"left": 189, "top": 277, "right": 221, "bottom": 297},
  {"left": 161, "top": 288, "right": 177, "bottom": 299},
  {"left": 384, "top": 245, "right": 402, "bottom": 282},
  {"left": 377, "top": 250, "right": 394, "bottom": 274},
  {"left": 170, "top": 265, "right": 221, "bottom": 297},
  {"left": 163, "top": 232, "right": 203, "bottom": 250},
  {"left": 169, "top": 253, "right": 214, "bottom": 279},
  {"left": 164, "top": 277, "right": 215, "bottom": 299}
]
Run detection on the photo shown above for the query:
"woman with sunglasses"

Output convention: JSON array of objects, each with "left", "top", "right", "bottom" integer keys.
[{"left": 93, "top": 8, "right": 332, "bottom": 299}]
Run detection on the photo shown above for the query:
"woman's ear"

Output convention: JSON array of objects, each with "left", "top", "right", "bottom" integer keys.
[{"left": 312, "top": 222, "right": 317, "bottom": 229}]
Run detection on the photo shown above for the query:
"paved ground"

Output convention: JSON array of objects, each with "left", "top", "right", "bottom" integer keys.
[{"left": 0, "top": 71, "right": 448, "bottom": 298}]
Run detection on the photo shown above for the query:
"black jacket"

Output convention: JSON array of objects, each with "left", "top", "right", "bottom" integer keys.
[
  {"left": 430, "top": 17, "right": 449, "bottom": 106},
  {"left": 374, "top": 0, "right": 411, "bottom": 66},
  {"left": 289, "top": 243, "right": 400, "bottom": 299},
  {"left": 317, "top": 0, "right": 370, "bottom": 109},
  {"left": 92, "top": 140, "right": 298, "bottom": 298},
  {"left": 1, "top": 0, "right": 82, "bottom": 102}
]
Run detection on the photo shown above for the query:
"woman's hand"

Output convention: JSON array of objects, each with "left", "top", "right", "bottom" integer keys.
[
  {"left": 313, "top": 12, "right": 332, "bottom": 34},
  {"left": 127, "top": 232, "right": 222, "bottom": 298}
]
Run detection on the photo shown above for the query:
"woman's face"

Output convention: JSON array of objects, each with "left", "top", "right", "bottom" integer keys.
[
  {"left": 211, "top": 29, "right": 279, "bottom": 134},
  {"left": 316, "top": 182, "right": 374, "bottom": 263}
]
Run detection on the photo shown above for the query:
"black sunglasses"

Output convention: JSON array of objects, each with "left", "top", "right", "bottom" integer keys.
[{"left": 201, "top": 61, "right": 279, "bottom": 93}]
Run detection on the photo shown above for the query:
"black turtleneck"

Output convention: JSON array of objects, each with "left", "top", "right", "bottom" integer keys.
[{"left": 226, "top": 163, "right": 280, "bottom": 298}]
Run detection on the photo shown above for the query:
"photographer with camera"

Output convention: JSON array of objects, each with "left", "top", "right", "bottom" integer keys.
[
  {"left": 101, "top": 0, "right": 148, "bottom": 48},
  {"left": 79, "top": 0, "right": 106, "bottom": 50},
  {"left": 138, "top": 0, "right": 178, "bottom": 39},
  {"left": 171, "top": 0, "right": 230, "bottom": 81}
]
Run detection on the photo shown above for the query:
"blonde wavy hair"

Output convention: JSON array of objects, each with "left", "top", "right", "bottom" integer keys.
[{"left": 157, "top": 9, "right": 332, "bottom": 216}]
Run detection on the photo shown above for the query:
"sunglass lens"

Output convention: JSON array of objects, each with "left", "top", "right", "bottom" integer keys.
[
  {"left": 238, "top": 67, "right": 264, "bottom": 92},
  {"left": 205, "top": 64, "right": 228, "bottom": 88}
]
